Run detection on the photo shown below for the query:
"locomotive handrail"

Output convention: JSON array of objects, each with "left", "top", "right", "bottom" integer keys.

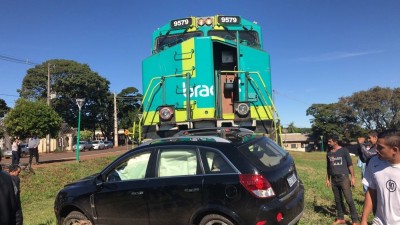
[
  {"left": 134, "top": 73, "right": 189, "bottom": 143},
  {"left": 175, "top": 66, "right": 195, "bottom": 74},
  {"left": 219, "top": 70, "right": 282, "bottom": 145},
  {"left": 174, "top": 49, "right": 194, "bottom": 60},
  {"left": 246, "top": 73, "right": 283, "bottom": 146}
]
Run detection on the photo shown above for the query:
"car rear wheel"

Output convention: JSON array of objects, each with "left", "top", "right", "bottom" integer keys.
[
  {"left": 63, "top": 211, "right": 92, "bottom": 225},
  {"left": 199, "top": 214, "right": 235, "bottom": 225}
]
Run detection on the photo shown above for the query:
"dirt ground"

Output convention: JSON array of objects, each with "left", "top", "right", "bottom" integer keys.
[{"left": 1, "top": 145, "right": 132, "bottom": 171}]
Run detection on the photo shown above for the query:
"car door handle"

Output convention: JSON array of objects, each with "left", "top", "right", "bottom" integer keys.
[
  {"left": 130, "top": 191, "right": 144, "bottom": 196},
  {"left": 184, "top": 188, "right": 200, "bottom": 193}
]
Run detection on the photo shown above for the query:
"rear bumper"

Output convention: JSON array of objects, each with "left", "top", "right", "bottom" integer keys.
[{"left": 257, "top": 180, "right": 305, "bottom": 225}]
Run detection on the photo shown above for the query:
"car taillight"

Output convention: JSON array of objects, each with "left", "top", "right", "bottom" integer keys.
[{"left": 239, "top": 174, "right": 275, "bottom": 198}]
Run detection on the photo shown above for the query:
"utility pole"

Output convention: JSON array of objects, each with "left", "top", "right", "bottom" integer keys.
[
  {"left": 114, "top": 93, "right": 118, "bottom": 147},
  {"left": 46, "top": 63, "right": 51, "bottom": 153}
]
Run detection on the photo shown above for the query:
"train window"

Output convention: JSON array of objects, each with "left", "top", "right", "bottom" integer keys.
[
  {"left": 221, "top": 51, "right": 234, "bottom": 63},
  {"left": 155, "top": 31, "right": 203, "bottom": 53},
  {"left": 208, "top": 30, "right": 260, "bottom": 47}
]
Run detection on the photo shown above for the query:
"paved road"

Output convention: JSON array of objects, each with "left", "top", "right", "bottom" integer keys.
[{"left": 0, "top": 144, "right": 136, "bottom": 168}]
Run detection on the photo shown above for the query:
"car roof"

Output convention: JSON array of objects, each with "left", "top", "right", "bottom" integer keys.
[
  {"left": 138, "top": 134, "right": 263, "bottom": 150},
  {"left": 173, "top": 127, "right": 255, "bottom": 143},
  {"left": 139, "top": 135, "right": 231, "bottom": 147}
]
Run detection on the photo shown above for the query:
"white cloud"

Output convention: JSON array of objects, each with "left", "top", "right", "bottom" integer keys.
[{"left": 296, "top": 50, "right": 385, "bottom": 62}]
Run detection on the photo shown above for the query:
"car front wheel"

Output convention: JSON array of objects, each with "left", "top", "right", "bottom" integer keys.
[
  {"left": 63, "top": 211, "right": 92, "bottom": 225},
  {"left": 199, "top": 214, "right": 235, "bottom": 225}
]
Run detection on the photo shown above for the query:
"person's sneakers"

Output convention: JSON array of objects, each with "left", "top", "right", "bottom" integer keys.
[{"left": 332, "top": 219, "right": 346, "bottom": 225}]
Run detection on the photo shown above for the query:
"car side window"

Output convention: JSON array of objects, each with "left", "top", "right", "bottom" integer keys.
[
  {"left": 240, "top": 138, "right": 286, "bottom": 167},
  {"left": 157, "top": 148, "right": 198, "bottom": 177},
  {"left": 202, "top": 150, "right": 235, "bottom": 174},
  {"left": 106, "top": 151, "right": 151, "bottom": 182}
]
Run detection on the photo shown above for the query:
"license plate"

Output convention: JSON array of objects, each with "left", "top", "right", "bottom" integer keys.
[{"left": 287, "top": 173, "right": 297, "bottom": 187}]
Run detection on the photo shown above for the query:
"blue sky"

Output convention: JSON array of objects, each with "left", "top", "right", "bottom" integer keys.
[{"left": 1, "top": 0, "right": 399, "bottom": 128}]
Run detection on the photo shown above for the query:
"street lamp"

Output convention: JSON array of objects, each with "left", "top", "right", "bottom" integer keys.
[
  {"left": 320, "top": 135, "right": 324, "bottom": 152},
  {"left": 75, "top": 98, "right": 85, "bottom": 161}
]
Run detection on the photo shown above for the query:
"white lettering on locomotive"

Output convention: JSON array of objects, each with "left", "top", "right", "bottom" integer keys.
[{"left": 182, "top": 82, "right": 214, "bottom": 98}]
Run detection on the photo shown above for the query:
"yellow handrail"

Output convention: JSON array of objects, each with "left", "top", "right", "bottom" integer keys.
[
  {"left": 220, "top": 70, "right": 282, "bottom": 145},
  {"left": 133, "top": 72, "right": 189, "bottom": 143}
]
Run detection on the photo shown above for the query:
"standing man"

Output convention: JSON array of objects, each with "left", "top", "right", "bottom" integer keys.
[
  {"left": 326, "top": 135, "right": 359, "bottom": 225},
  {"left": 11, "top": 138, "right": 20, "bottom": 165},
  {"left": 361, "top": 130, "right": 400, "bottom": 225},
  {"left": 8, "top": 164, "right": 23, "bottom": 225},
  {"left": 358, "top": 131, "right": 378, "bottom": 193},
  {"left": 0, "top": 170, "right": 18, "bottom": 224},
  {"left": 28, "top": 135, "right": 40, "bottom": 165},
  {"left": 360, "top": 131, "right": 378, "bottom": 165}
]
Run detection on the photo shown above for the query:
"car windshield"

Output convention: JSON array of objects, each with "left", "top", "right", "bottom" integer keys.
[
  {"left": 238, "top": 136, "right": 288, "bottom": 168},
  {"left": 92, "top": 141, "right": 99, "bottom": 144}
]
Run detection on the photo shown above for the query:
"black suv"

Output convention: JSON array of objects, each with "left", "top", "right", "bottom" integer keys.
[{"left": 54, "top": 133, "right": 304, "bottom": 225}]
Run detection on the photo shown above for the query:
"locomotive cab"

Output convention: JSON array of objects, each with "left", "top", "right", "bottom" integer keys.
[{"left": 139, "top": 15, "right": 282, "bottom": 144}]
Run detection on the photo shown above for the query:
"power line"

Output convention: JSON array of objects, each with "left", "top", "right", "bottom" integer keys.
[
  {"left": 0, "top": 54, "right": 39, "bottom": 66},
  {"left": 273, "top": 89, "right": 310, "bottom": 105},
  {"left": 0, "top": 93, "right": 19, "bottom": 97}
]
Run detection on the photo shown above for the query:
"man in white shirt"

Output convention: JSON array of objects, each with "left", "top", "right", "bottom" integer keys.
[
  {"left": 28, "top": 136, "right": 40, "bottom": 165},
  {"left": 361, "top": 130, "right": 400, "bottom": 225}
]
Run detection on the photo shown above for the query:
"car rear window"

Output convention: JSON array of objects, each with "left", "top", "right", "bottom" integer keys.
[{"left": 238, "top": 136, "right": 288, "bottom": 167}]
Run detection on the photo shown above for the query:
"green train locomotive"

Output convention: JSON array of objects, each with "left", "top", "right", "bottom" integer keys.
[{"left": 138, "top": 15, "right": 282, "bottom": 144}]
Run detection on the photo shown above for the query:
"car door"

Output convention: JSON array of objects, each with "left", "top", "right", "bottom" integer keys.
[
  {"left": 93, "top": 149, "right": 153, "bottom": 225},
  {"left": 146, "top": 146, "right": 203, "bottom": 225},
  {"left": 200, "top": 148, "right": 243, "bottom": 212}
]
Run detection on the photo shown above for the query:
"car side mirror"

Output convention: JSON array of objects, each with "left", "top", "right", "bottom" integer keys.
[{"left": 95, "top": 174, "right": 105, "bottom": 188}]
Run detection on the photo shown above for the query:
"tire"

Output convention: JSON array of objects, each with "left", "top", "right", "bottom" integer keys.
[
  {"left": 199, "top": 214, "right": 235, "bottom": 225},
  {"left": 63, "top": 211, "right": 92, "bottom": 225}
]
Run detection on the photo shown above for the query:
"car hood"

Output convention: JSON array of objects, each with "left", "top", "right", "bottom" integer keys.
[{"left": 64, "top": 173, "right": 99, "bottom": 188}]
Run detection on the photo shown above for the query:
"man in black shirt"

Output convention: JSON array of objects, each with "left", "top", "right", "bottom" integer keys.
[
  {"left": 0, "top": 170, "right": 18, "bottom": 225},
  {"left": 326, "top": 135, "right": 359, "bottom": 225},
  {"left": 9, "top": 164, "right": 23, "bottom": 225}
]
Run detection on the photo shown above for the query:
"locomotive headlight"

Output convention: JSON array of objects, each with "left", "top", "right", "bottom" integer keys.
[
  {"left": 159, "top": 107, "right": 174, "bottom": 121},
  {"left": 198, "top": 18, "right": 205, "bottom": 26},
  {"left": 205, "top": 17, "right": 213, "bottom": 26},
  {"left": 236, "top": 103, "right": 250, "bottom": 116}
]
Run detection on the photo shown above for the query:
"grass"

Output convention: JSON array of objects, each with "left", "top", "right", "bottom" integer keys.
[{"left": 18, "top": 151, "right": 367, "bottom": 225}]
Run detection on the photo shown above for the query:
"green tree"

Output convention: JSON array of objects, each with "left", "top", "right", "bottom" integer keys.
[
  {"left": 306, "top": 102, "right": 361, "bottom": 143},
  {"left": 117, "top": 87, "right": 143, "bottom": 129},
  {"left": 80, "top": 130, "right": 93, "bottom": 141},
  {"left": 18, "top": 59, "right": 111, "bottom": 134},
  {"left": 343, "top": 86, "right": 400, "bottom": 131},
  {"left": 287, "top": 122, "right": 299, "bottom": 133},
  {"left": 3, "top": 99, "right": 62, "bottom": 139},
  {"left": 0, "top": 98, "right": 10, "bottom": 138},
  {"left": 0, "top": 98, "right": 9, "bottom": 118}
]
